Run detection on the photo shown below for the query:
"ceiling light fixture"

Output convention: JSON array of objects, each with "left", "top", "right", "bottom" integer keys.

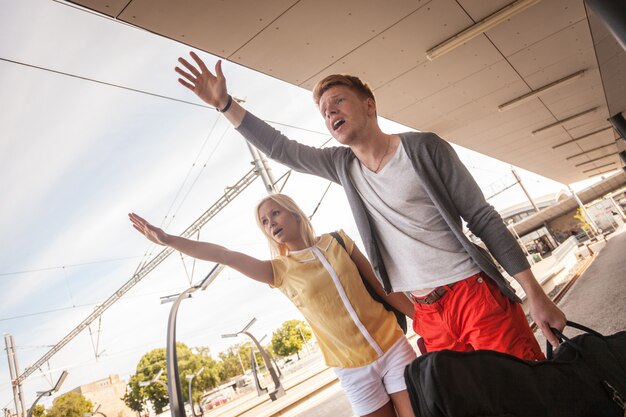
[
  {"left": 574, "top": 153, "right": 616, "bottom": 167},
  {"left": 425, "top": 0, "right": 543, "bottom": 61},
  {"left": 552, "top": 126, "right": 613, "bottom": 149},
  {"left": 565, "top": 141, "right": 619, "bottom": 160},
  {"left": 532, "top": 107, "right": 598, "bottom": 135},
  {"left": 582, "top": 162, "right": 616, "bottom": 173},
  {"left": 498, "top": 70, "right": 585, "bottom": 112},
  {"left": 588, "top": 168, "right": 618, "bottom": 178}
]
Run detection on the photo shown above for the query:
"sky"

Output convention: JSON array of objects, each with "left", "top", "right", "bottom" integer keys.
[{"left": 0, "top": 0, "right": 610, "bottom": 412}]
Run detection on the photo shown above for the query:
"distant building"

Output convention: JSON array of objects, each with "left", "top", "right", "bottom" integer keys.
[
  {"left": 498, "top": 191, "right": 568, "bottom": 255},
  {"left": 495, "top": 185, "right": 626, "bottom": 257},
  {"left": 71, "top": 374, "right": 134, "bottom": 417}
]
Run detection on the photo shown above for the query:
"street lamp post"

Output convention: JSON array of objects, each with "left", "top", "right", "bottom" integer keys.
[
  {"left": 185, "top": 367, "right": 204, "bottom": 417},
  {"left": 162, "top": 264, "right": 225, "bottom": 417},
  {"left": 248, "top": 347, "right": 268, "bottom": 396},
  {"left": 84, "top": 403, "right": 108, "bottom": 417},
  {"left": 297, "top": 326, "right": 311, "bottom": 355},
  {"left": 138, "top": 369, "right": 168, "bottom": 391},
  {"left": 27, "top": 371, "right": 68, "bottom": 417},
  {"left": 222, "top": 318, "right": 285, "bottom": 401},
  {"left": 259, "top": 335, "right": 282, "bottom": 379}
]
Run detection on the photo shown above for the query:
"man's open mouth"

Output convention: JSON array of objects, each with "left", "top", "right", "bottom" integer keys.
[{"left": 333, "top": 119, "right": 345, "bottom": 130}]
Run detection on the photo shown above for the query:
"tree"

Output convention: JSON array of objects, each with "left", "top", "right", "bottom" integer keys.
[
  {"left": 46, "top": 392, "right": 92, "bottom": 417},
  {"left": 124, "top": 343, "right": 220, "bottom": 414},
  {"left": 30, "top": 404, "right": 45, "bottom": 417},
  {"left": 217, "top": 343, "right": 253, "bottom": 381},
  {"left": 271, "top": 320, "right": 312, "bottom": 359}
]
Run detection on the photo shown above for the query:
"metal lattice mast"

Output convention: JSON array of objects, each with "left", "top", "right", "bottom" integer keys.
[{"left": 15, "top": 166, "right": 261, "bottom": 385}]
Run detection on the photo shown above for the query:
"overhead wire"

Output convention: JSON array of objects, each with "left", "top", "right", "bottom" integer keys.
[
  {"left": 162, "top": 123, "right": 234, "bottom": 231},
  {"left": 0, "top": 57, "right": 212, "bottom": 110},
  {"left": 0, "top": 70, "right": 335, "bottom": 325},
  {"left": 0, "top": 255, "right": 148, "bottom": 278},
  {"left": 309, "top": 182, "right": 333, "bottom": 220},
  {"left": 2, "top": 23, "right": 354, "bottom": 383},
  {"left": 158, "top": 114, "right": 222, "bottom": 231}
]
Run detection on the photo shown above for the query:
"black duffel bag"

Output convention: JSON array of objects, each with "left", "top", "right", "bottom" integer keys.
[{"left": 404, "top": 321, "right": 626, "bottom": 417}]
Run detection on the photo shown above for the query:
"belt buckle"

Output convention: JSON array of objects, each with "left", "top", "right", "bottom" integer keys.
[{"left": 416, "top": 287, "right": 447, "bottom": 304}]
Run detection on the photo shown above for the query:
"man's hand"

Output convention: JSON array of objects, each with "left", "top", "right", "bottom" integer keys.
[
  {"left": 529, "top": 291, "right": 567, "bottom": 348},
  {"left": 513, "top": 268, "right": 566, "bottom": 348},
  {"left": 128, "top": 212, "right": 169, "bottom": 246},
  {"left": 176, "top": 51, "right": 229, "bottom": 109}
]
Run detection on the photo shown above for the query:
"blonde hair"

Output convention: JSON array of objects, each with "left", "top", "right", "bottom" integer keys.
[
  {"left": 312, "top": 74, "right": 375, "bottom": 106},
  {"left": 255, "top": 194, "right": 317, "bottom": 258}
]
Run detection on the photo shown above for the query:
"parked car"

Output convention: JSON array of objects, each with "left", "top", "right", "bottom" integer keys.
[{"left": 204, "top": 393, "right": 229, "bottom": 410}]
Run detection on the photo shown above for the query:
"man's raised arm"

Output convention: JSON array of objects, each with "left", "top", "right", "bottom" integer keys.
[
  {"left": 176, "top": 51, "right": 246, "bottom": 127},
  {"left": 175, "top": 51, "right": 341, "bottom": 184}
]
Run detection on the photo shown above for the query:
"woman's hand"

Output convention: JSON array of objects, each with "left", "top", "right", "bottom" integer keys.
[{"left": 128, "top": 212, "right": 169, "bottom": 246}]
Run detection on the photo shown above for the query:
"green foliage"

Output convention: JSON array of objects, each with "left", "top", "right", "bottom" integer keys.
[
  {"left": 30, "top": 404, "right": 46, "bottom": 417},
  {"left": 124, "top": 343, "right": 220, "bottom": 414},
  {"left": 46, "top": 392, "right": 92, "bottom": 417},
  {"left": 217, "top": 343, "right": 252, "bottom": 381},
  {"left": 271, "top": 320, "right": 312, "bottom": 359}
]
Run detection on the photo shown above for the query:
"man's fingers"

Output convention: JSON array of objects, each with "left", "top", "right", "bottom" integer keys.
[
  {"left": 541, "top": 324, "right": 559, "bottom": 347},
  {"left": 177, "top": 56, "right": 201, "bottom": 78},
  {"left": 215, "top": 59, "right": 224, "bottom": 80},
  {"left": 177, "top": 78, "right": 195, "bottom": 91},
  {"left": 190, "top": 51, "right": 210, "bottom": 74},
  {"left": 175, "top": 66, "right": 196, "bottom": 84}
]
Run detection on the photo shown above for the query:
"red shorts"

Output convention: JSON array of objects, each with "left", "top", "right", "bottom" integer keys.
[{"left": 412, "top": 272, "right": 545, "bottom": 360}]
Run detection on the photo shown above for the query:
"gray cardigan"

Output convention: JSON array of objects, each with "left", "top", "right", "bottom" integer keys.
[{"left": 237, "top": 112, "right": 528, "bottom": 302}]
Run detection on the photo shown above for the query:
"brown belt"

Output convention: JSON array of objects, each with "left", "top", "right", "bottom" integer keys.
[
  {"left": 413, "top": 273, "right": 483, "bottom": 305},
  {"left": 413, "top": 286, "right": 451, "bottom": 305}
]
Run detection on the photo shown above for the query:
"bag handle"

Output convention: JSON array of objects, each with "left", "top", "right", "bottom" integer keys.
[{"left": 546, "top": 320, "right": 605, "bottom": 359}]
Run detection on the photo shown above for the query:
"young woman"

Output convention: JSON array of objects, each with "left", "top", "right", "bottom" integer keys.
[{"left": 129, "top": 193, "right": 416, "bottom": 417}]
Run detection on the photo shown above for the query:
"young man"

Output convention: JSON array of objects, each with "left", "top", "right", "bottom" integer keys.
[{"left": 175, "top": 51, "right": 566, "bottom": 358}]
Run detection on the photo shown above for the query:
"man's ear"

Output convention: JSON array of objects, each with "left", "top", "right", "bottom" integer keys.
[{"left": 366, "top": 97, "right": 377, "bottom": 116}]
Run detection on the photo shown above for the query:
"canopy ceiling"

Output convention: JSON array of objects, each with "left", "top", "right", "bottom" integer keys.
[{"left": 69, "top": 0, "right": 626, "bottom": 184}]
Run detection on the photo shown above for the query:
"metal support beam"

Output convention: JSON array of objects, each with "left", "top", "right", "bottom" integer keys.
[
  {"left": 584, "top": 0, "right": 626, "bottom": 52},
  {"left": 15, "top": 168, "right": 260, "bottom": 386},
  {"left": 568, "top": 186, "right": 601, "bottom": 235},
  {"left": 246, "top": 143, "right": 277, "bottom": 193},
  {"left": 5, "top": 335, "right": 26, "bottom": 417},
  {"left": 609, "top": 113, "right": 626, "bottom": 142},
  {"left": 511, "top": 169, "right": 540, "bottom": 213}
]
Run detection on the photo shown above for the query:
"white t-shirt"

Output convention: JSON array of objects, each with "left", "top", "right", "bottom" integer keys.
[{"left": 349, "top": 143, "right": 479, "bottom": 294}]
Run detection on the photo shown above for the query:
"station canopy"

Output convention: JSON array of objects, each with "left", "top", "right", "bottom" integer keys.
[{"left": 69, "top": 0, "right": 626, "bottom": 184}]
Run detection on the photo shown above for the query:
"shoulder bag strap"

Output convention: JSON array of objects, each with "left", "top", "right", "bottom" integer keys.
[{"left": 328, "top": 231, "right": 408, "bottom": 334}]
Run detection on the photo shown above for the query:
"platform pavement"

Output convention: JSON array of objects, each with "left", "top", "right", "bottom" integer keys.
[{"left": 534, "top": 225, "right": 626, "bottom": 349}]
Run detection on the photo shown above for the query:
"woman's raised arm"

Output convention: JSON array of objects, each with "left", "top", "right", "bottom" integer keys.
[{"left": 128, "top": 212, "right": 274, "bottom": 285}]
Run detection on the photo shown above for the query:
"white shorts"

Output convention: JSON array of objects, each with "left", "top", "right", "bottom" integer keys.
[{"left": 333, "top": 337, "right": 417, "bottom": 416}]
